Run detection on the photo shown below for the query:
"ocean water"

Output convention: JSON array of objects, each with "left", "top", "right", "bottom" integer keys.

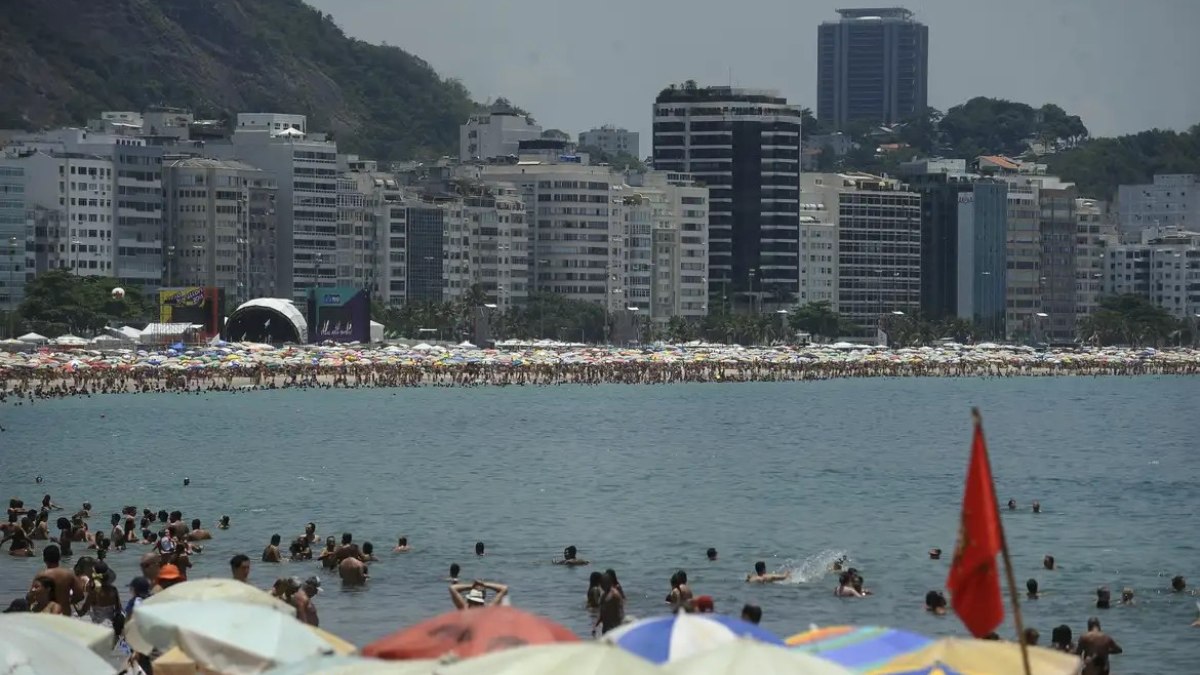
[{"left": 1, "top": 377, "right": 1197, "bottom": 673}]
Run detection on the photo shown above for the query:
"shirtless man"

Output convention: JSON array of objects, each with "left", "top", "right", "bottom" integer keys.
[
  {"left": 746, "top": 561, "right": 790, "bottom": 583},
  {"left": 188, "top": 519, "right": 212, "bottom": 541},
  {"left": 1077, "top": 617, "right": 1122, "bottom": 675},
  {"left": 34, "top": 544, "right": 77, "bottom": 613},
  {"left": 300, "top": 577, "right": 321, "bottom": 626},
  {"left": 591, "top": 572, "right": 624, "bottom": 635},
  {"left": 450, "top": 580, "right": 508, "bottom": 609},
  {"left": 338, "top": 549, "right": 369, "bottom": 586},
  {"left": 262, "top": 534, "right": 283, "bottom": 563},
  {"left": 553, "top": 545, "right": 589, "bottom": 566},
  {"left": 393, "top": 537, "right": 410, "bottom": 553}
]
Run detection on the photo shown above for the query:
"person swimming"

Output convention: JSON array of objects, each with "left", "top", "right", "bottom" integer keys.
[
  {"left": 553, "top": 545, "right": 589, "bottom": 566},
  {"left": 924, "top": 590, "right": 947, "bottom": 615},
  {"left": 746, "top": 561, "right": 789, "bottom": 583}
]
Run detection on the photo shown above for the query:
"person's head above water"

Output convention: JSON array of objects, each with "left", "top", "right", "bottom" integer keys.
[
  {"left": 563, "top": 545, "right": 577, "bottom": 560},
  {"left": 191, "top": 518, "right": 201, "bottom": 530},
  {"left": 449, "top": 563, "right": 460, "bottom": 578},
  {"left": 929, "top": 548, "right": 942, "bottom": 560},
  {"left": 1007, "top": 499, "right": 1016, "bottom": 510},
  {"left": 706, "top": 547, "right": 718, "bottom": 561},
  {"left": 1172, "top": 575, "right": 1186, "bottom": 592},
  {"left": 754, "top": 561, "right": 767, "bottom": 575},
  {"left": 341, "top": 533, "right": 352, "bottom": 545},
  {"left": 1087, "top": 617, "right": 1102, "bottom": 631},
  {"left": 1027, "top": 578, "right": 1039, "bottom": 595},
  {"left": 1043, "top": 555, "right": 1055, "bottom": 570},
  {"left": 1051, "top": 624, "right": 1072, "bottom": 647},
  {"left": 475, "top": 542, "right": 485, "bottom": 555},
  {"left": 270, "top": 534, "right": 281, "bottom": 546},
  {"left": 1096, "top": 586, "right": 1111, "bottom": 609},
  {"left": 1032, "top": 500, "right": 1041, "bottom": 513},
  {"left": 362, "top": 542, "right": 374, "bottom": 556}
]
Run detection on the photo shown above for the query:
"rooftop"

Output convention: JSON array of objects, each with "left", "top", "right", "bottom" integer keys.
[
  {"left": 655, "top": 85, "right": 789, "bottom": 105},
  {"left": 834, "top": 7, "right": 915, "bottom": 20}
]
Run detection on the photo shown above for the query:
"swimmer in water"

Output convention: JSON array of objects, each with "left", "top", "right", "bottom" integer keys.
[
  {"left": 1096, "top": 586, "right": 1111, "bottom": 609},
  {"left": 183, "top": 477, "right": 190, "bottom": 486},
  {"left": 1007, "top": 498, "right": 1016, "bottom": 510},
  {"left": 1120, "top": 588, "right": 1134, "bottom": 605},
  {"left": 706, "top": 548, "right": 718, "bottom": 561},
  {"left": 746, "top": 561, "right": 790, "bottom": 583},
  {"left": 1027, "top": 578, "right": 1040, "bottom": 599},
  {"left": 553, "top": 545, "right": 589, "bottom": 566},
  {"left": 835, "top": 572, "right": 863, "bottom": 598},
  {"left": 924, "top": 590, "right": 947, "bottom": 615},
  {"left": 393, "top": 537, "right": 410, "bottom": 553},
  {"left": 217, "top": 515, "right": 230, "bottom": 530},
  {"left": 1043, "top": 554, "right": 1056, "bottom": 570},
  {"left": 1032, "top": 500, "right": 1041, "bottom": 513},
  {"left": 929, "top": 548, "right": 942, "bottom": 560},
  {"left": 475, "top": 541, "right": 486, "bottom": 556}
]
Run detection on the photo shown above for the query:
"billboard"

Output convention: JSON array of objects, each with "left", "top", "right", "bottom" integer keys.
[
  {"left": 306, "top": 287, "right": 370, "bottom": 343},
  {"left": 158, "top": 287, "right": 224, "bottom": 338}
]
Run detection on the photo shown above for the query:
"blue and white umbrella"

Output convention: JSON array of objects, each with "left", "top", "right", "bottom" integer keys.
[{"left": 603, "top": 612, "right": 784, "bottom": 664}]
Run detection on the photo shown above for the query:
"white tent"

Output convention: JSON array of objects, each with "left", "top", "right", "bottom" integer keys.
[
  {"left": 91, "top": 335, "right": 124, "bottom": 346},
  {"left": 370, "top": 321, "right": 384, "bottom": 343},
  {"left": 412, "top": 343, "right": 435, "bottom": 351},
  {"left": 17, "top": 332, "right": 48, "bottom": 344},
  {"left": 51, "top": 334, "right": 89, "bottom": 347},
  {"left": 457, "top": 341, "right": 478, "bottom": 349}
]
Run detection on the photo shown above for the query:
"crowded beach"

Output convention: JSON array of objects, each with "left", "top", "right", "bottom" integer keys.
[{"left": 3, "top": 338, "right": 1200, "bottom": 398}]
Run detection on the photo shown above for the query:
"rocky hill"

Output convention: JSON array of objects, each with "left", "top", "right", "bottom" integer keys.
[{"left": 0, "top": 0, "right": 478, "bottom": 159}]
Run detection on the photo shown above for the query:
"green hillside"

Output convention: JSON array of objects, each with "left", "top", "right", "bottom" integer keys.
[{"left": 0, "top": 0, "right": 479, "bottom": 159}]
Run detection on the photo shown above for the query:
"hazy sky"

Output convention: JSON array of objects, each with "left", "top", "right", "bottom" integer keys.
[{"left": 309, "top": 0, "right": 1200, "bottom": 155}]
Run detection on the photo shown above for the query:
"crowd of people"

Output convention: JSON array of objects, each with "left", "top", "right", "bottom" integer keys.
[
  {"left": 5, "top": 492, "right": 1197, "bottom": 675},
  {"left": 4, "top": 343, "right": 1200, "bottom": 402}
]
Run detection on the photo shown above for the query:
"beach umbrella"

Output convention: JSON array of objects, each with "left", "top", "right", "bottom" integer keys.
[
  {"left": 864, "top": 638, "right": 1082, "bottom": 675},
  {"left": 125, "top": 600, "right": 337, "bottom": 674},
  {"left": 786, "top": 625, "right": 931, "bottom": 673},
  {"left": 440, "top": 642, "right": 658, "bottom": 675},
  {"left": 603, "top": 612, "right": 783, "bottom": 664},
  {"left": 661, "top": 640, "right": 854, "bottom": 675},
  {"left": 0, "top": 613, "right": 114, "bottom": 658},
  {"left": 261, "top": 655, "right": 439, "bottom": 674},
  {"left": 0, "top": 620, "right": 118, "bottom": 674},
  {"left": 363, "top": 606, "right": 578, "bottom": 661},
  {"left": 142, "top": 578, "right": 296, "bottom": 614},
  {"left": 156, "top": 627, "right": 356, "bottom": 675}
]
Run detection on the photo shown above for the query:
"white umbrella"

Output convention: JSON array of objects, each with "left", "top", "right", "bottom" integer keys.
[
  {"left": 0, "top": 620, "right": 118, "bottom": 674},
  {"left": 0, "top": 613, "right": 114, "bottom": 657},
  {"left": 262, "top": 655, "right": 439, "bottom": 674},
  {"left": 126, "top": 600, "right": 337, "bottom": 675},
  {"left": 661, "top": 640, "right": 854, "bottom": 675},
  {"left": 142, "top": 578, "right": 296, "bottom": 615},
  {"left": 441, "top": 643, "right": 659, "bottom": 675},
  {"left": 17, "top": 332, "right": 48, "bottom": 343}
]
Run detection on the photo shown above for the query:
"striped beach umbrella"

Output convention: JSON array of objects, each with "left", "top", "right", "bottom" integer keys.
[
  {"left": 787, "top": 625, "right": 932, "bottom": 673},
  {"left": 603, "top": 612, "right": 783, "bottom": 664}
]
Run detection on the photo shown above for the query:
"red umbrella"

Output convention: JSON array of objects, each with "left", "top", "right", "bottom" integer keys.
[{"left": 363, "top": 606, "right": 578, "bottom": 661}]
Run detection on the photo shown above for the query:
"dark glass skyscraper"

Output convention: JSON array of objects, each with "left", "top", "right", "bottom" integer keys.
[
  {"left": 653, "top": 85, "right": 802, "bottom": 311},
  {"left": 817, "top": 8, "right": 929, "bottom": 130}
]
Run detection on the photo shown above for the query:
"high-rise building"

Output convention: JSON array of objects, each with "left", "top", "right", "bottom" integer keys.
[
  {"left": 162, "top": 157, "right": 274, "bottom": 304},
  {"left": 460, "top": 102, "right": 543, "bottom": 162},
  {"left": 623, "top": 171, "right": 710, "bottom": 322},
  {"left": 0, "top": 163, "right": 25, "bottom": 316},
  {"left": 798, "top": 201, "right": 838, "bottom": 308},
  {"left": 1104, "top": 228, "right": 1200, "bottom": 322},
  {"left": 1074, "top": 198, "right": 1117, "bottom": 320},
  {"left": 653, "top": 85, "right": 802, "bottom": 311},
  {"left": 1116, "top": 174, "right": 1200, "bottom": 242},
  {"left": 1003, "top": 181, "right": 1042, "bottom": 340},
  {"left": 460, "top": 179, "right": 529, "bottom": 313},
  {"left": 817, "top": 8, "right": 929, "bottom": 129},
  {"left": 579, "top": 125, "right": 641, "bottom": 158},
  {"left": 475, "top": 161, "right": 626, "bottom": 312},
  {"left": 900, "top": 164, "right": 1008, "bottom": 337},
  {"left": 1036, "top": 178, "right": 1079, "bottom": 342},
  {"left": 208, "top": 113, "right": 339, "bottom": 305},
  {"left": 803, "top": 172, "right": 922, "bottom": 336}
]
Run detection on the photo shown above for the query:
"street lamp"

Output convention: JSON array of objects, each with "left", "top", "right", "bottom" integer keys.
[{"left": 627, "top": 305, "right": 640, "bottom": 345}]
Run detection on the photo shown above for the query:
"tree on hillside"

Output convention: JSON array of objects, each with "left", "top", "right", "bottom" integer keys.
[{"left": 1048, "top": 125, "right": 1200, "bottom": 201}]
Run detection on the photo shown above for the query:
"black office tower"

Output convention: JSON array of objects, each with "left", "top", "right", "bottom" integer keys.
[
  {"left": 818, "top": 8, "right": 929, "bottom": 130},
  {"left": 653, "top": 85, "right": 802, "bottom": 311}
]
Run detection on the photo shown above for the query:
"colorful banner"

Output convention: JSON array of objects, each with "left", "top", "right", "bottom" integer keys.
[{"left": 307, "top": 287, "right": 370, "bottom": 343}]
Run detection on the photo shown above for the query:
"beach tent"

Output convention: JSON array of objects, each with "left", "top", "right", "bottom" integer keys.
[
  {"left": 18, "top": 332, "right": 48, "bottom": 344},
  {"left": 370, "top": 321, "right": 385, "bottom": 343},
  {"left": 90, "top": 335, "right": 124, "bottom": 346},
  {"left": 51, "top": 334, "right": 89, "bottom": 347}
]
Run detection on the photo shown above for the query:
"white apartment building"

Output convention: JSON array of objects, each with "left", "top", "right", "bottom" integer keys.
[
  {"left": 208, "top": 113, "right": 338, "bottom": 305},
  {"left": 3, "top": 150, "right": 116, "bottom": 276},
  {"left": 472, "top": 161, "right": 627, "bottom": 312},
  {"left": 798, "top": 201, "right": 838, "bottom": 308},
  {"left": 162, "top": 157, "right": 270, "bottom": 303},
  {"left": 459, "top": 104, "right": 542, "bottom": 162},
  {"left": 579, "top": 125, "right": 641, "bottom": 158},
  {"left": 336, "top": 157, "right": 381, "bottom": 293},
  {"left": 460, "top": 180, "right": 529, "bottom": 312},
  {"left": 1104, "top": 229, "right": 1200, "bottom": 321},
  {"left": 1117, "top": 174, "right": 1200, "bottom": 241},
  {"left": 622, "top": 171, "right": 709, "bottom": 322},
  {"left": 803, "top": 172, "right": 922, "bottom": 336},
  {"left": 1074, "top": 198, "right": 1118, "bottom": 320}
]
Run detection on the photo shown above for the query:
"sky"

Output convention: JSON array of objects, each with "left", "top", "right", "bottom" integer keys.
[{"left": 308, "top": 0, "right": 1200, "bottom": 156}]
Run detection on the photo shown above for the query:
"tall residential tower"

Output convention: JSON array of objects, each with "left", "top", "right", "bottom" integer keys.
[
  {"left": 653, "top": 85, "right": 802, "bottom": 311},
  {"left": 817, "top": 8, "right": 929, "bottom": 129}
]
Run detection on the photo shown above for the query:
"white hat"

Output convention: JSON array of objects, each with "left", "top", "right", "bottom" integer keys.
[{"left": 465, "top": 588, "right": 486, "bottom": 605}]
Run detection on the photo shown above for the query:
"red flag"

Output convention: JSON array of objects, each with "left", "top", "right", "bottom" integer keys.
[{"left": 946, "top": 411, "right": 1004, "bottom": 637}]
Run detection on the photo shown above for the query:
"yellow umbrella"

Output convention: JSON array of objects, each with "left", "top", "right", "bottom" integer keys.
[
  {"left": 865, "top": 638, "right": 1082, "bottom": 675},
  {"left": 153, "top": 625, "right": 356, "bottom": 675},
  {"left": 440, "top": 643, "right": 658, "bottom": 675}
]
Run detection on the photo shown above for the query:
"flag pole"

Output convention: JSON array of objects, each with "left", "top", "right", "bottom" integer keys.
[{"left": 973, "top": 407, "right": 1032, "bottom": 675}]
